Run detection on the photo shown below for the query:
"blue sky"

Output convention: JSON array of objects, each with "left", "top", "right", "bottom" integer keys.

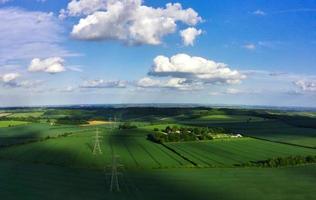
[{"left": 0, "top": 0, "right": 316, "bottom": 107}]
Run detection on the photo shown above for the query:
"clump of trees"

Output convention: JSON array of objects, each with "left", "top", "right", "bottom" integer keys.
[
  {"left": 0, "top": 116, "right": 39, "bottom": 123},
  {"left": 118, "top": 122, "right": 137, "bottom": 130},
  {"left": 55, "top": 117, "right": 88, "bottom": 125},
  {"left": 148, "top": 126, "right": 232, "bottom": 143},
  {"left": 237, "top": 155, "right": 316, "bottom": 168}
]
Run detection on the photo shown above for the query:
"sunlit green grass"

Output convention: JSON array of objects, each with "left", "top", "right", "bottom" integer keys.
[
  {"left": 8, "top": 112, "right": 44, "bottom": 118},
  {"left": 0, "top": 120, "right": 29, "bottom": 128},
  {"left": 200, "top": 114, "right": 264, "bottom": 121},
  {"left": 0, "top": 123, "right": 91, "bottom": 146},
  {"left": 167, "top": 138, "right": 316, "bottom": 167}
]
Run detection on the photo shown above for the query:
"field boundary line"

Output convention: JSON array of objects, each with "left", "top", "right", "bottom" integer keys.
[
  {"left": 191, "top": 142, "right": 246, "bottom": 164},
  {"left": 0, "top": 128, "right": 94, "bottom": 149},
  {"left": 122, "top": 141, "right": 139, "bottom": 167},
  {"left": 138, "top": 143, "right": 161, "bottom": 167},
  {"left": 243, "top": 134, "right": 316, "bottom": 150},
  {"left": 160, "top": 143, "right": 198, "bottom": 166},
  {"left": 188, "top": 143, "right": 228, "bottom": 166},
  {"left": 152, "top": 143, "right": 184, "bottom": 165},
  {"left": 173, "top": 144, "right": 215, "bottom": 167}
]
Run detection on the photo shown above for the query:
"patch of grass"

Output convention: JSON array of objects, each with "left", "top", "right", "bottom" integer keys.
[
  {"left": 0, "top": 123, "right": 89, "bottom": 146},
  {"left": 0, "top": 113, "right": 11, "bottom": 117},
  {"left": 0, "top": 121, "right": 29, "bottom": 128},
  {"left": 8, "top": 112, "right": 44, "bottom": 118},
  {"left": 82, "top": 120, "right": 113, "bottom": 126}
]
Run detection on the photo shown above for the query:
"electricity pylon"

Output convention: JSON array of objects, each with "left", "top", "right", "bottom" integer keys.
[
  {"left": 112, "top": 116, "right": 115, "bottom": 130},
  {"left": 104, "top": 155, "right": 123, "bottom": 192},
  {"left": 109, "top": 155, "right": 123, "bottom": 192},
  {"left": 109, "top": 116, "right": 117, "bottom": 130},
  {"left": 92, "top": 128, "right": 102, "bottom": 155}
]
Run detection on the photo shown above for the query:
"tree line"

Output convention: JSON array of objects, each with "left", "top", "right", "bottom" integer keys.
[
  {"left": 236, "top": 155, "right": 316, "bottom": 168},
  {"left": 147, "top": 126, "right": 232, "bottom": 143}
]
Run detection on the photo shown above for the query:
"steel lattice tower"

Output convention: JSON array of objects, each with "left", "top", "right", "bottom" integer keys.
[
  {"left": 109, "top": 155, "right": 122, "bottom": 192},
  {"left": 93, "top": 128, "right": 102, "bottom": 155}
]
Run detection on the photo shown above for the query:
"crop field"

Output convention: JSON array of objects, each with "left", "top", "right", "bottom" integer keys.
[
  {"left": 0, "top": 159, "right": 315, "bottom": 200},
  {"left": 1, "top": 125, "right": 316, "bottom": 170},
  {"left": 110, "top": 129, "right": 193, "bottom": 168},
  {"left": 0, "top": 127, "right": 192, "bottom": 169},
  {"left": 167, "top": 138, "right": 316, "bottom": 167},
  {"left": 83, "top": 120, "right": 113, "bottom": 126},
  {"left": 191, "top": 115, "right": 266, "bottom": 123},
  {"left": 0, "top": 107, "right": 316, "bottom": 199},
  {"left": 0, "top": 120, "right": 29, "bottom": 128},
  {"left": 194, "top": 120, "right": 316, "bottom": 148},
  {"left": 0, "top": 113, "right": 11, "bottom": 117},
  {"left": 7, "top": 112, "right": 44, "bottom": 118},
  {"left": 0, "top": 123, "right": 91, "bottom": 146}
]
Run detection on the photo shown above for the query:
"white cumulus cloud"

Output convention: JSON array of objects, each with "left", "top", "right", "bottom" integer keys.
[
  {"left": 149, "top": 54, "right": 246, "bottom": 84},
  {"left": 67, "top": 0, "right": 202, "bottom": 45},
  {"left": 28, "top": 57, "right": 66, "bottom": 74},
  {"left": 1, "top": 73, "right": 20, "bottom": 83},
  {"left": 137, "top": 77, "right": 200, "bottom": 90},
  {"left": 243, "top": 43, "right": 256, "bottom": 50},
  {"left": 80, "top": 79, "right": 126, "bottom": 88},
  {"left": 137, "top": 77, "right": 161, "bottom": 88},
  {"left": 59, "top": 0, "right": 107, "bottom": 18},
  {"left": 0, "top": 73, "right": 42, "bottom": 88},
  {"left": 180, "top": 27, "right": 202, "bottom": 46},
  {"left": 295, "top": 80, "right": 316, "bottom": 92},
  {"left": 252, "top": 10, "right": 266, "bottom": 16}
]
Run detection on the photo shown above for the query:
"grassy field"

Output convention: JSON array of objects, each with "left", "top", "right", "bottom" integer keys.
[
  {"left": 7, "top": 112, "right": 44, "bottom": 118},
  {"left": 192, "top": 120, "right": 316, "bottom": 148},
  {"left": 0, "top": 160, "right": 315, "bottom": 200},
  {"left": 1, "top": 126, "right": 315, "bottom": 170},
  {"left": 167, "top": 138, "right": 316, "bottom": 167},
  {"left": 0, "top": 107, "right": 316, "bottom": 199},
  {"left": 82, "top": 120, "right": 113, "bottom": 126},
  {"left": 194, "top": 115, "right": 265, "bottom": 123},
  {"left": 0, "top": 127, "right": 192, "bottom": 169},
  {"left": 0, "top": 113, "right": 11, "bottom": 117},
  {"left": 0, "top": 123, "right": 91, "bottom": 146},
  {"left": 0, "top": 121, "right": 29, "bottom": 128}
]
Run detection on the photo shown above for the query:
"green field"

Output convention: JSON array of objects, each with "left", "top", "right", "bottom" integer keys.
[
  {"left": 0, "top": 120, "right": 29, "bottom": 128},
  {"left": 7, "top": 112, "right": 44, "bottom": 118},
  {"left": 0, "top": 107, "right": 316, "bottom": 199},
  {"left": 0, "top": 123, "right": 92, "bottom": 146},
  {"left": 0, "top": 113, "right": 11, "bottom": 117},
  {"left": 167, "top": 138, "right": 316, "bottom": 167},
  {"left": 193, "top": 120, "right": 316, "bottom": 148},
  {"left": 0, "top": 160, "right": 315, "bottom": 200},
  {"left": 1, "top": 125, "right": 315, "bottom": 170},
  {"left": 0, "top": 127, "right": 192, "bottom": 169},
  {"left": 194, "top": 114, "right": 265, "bottom": 123}
]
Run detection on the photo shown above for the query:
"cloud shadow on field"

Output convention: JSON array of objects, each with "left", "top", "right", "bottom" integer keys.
[{"left": 1, "top": 126, "right": 316, "bottom": 200}]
